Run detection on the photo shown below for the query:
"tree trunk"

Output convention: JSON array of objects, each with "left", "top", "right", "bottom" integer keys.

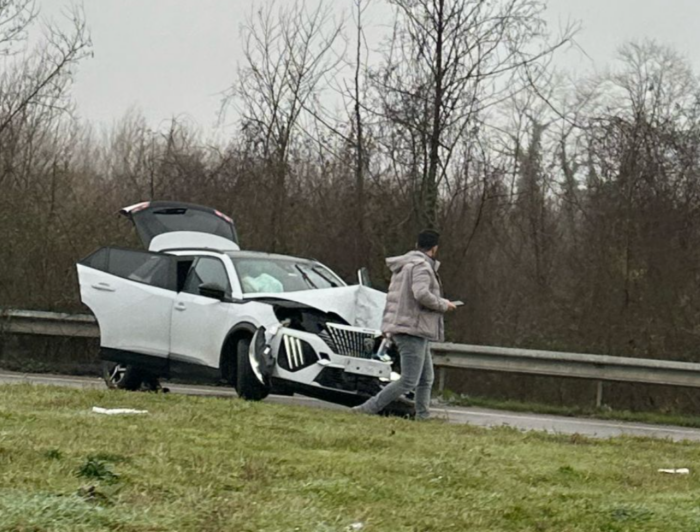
[
  {"left": 423, "top": 0, "right": 445, "bottom": 230},
  {"left": 354, "top": 0, "right": 366, "bottom": 269}
]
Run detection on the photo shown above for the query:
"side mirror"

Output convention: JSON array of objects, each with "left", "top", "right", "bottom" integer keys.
[
  {"left": 198, "top": 282, "right": 227, "bottom": 301},
  {"left": 357, "top": 267, "right": 372, "bottom": 288}
]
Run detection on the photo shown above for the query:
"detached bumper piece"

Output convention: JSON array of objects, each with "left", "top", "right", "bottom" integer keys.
[
  {"left": 313, "top": 366, "right": 383, "bottom": 396},
  {"left": 250, "top": 327, "right": 275, "bottom": 385}
]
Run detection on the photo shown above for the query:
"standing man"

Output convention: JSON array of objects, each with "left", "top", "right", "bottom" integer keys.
[{"left": 354, "top": 229, "right": 456, "bottom": 419}]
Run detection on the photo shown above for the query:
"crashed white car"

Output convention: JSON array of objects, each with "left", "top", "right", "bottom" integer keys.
[{"left": 77, "top": 201, "right": 408, "bottom": 412}]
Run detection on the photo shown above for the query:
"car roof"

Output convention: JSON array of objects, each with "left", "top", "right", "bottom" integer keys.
[
  {"left": 225, "top": 250, "right": 319, "bottom": 263},
  {"left": 165, "top": 248, "right": 318, "bottom": 262}
]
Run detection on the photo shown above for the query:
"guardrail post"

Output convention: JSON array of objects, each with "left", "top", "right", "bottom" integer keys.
[
  {"left": 595, "top": 380, "right": 603, "bottom": 408},
  {"left": 438, "top": 366, "right": 446, "bottom": 395}
]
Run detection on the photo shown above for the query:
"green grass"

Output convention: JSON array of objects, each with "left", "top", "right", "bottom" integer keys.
[
  {"left": 440, "top": 392, "right": 700, "bottom": 429},
  {"left": 1, "top": 385, "right": 700, "bottom": 531}
]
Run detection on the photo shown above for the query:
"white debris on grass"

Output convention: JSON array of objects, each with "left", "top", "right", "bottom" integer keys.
[
  {"left": 658, "top": 468, "right": 690, "bottom": 474},
  {"left": 347, "top": 523, "right": 364, "bottom": 531},
  {"left": 91, "top": 407, "right": 148, "bottom": 415}
]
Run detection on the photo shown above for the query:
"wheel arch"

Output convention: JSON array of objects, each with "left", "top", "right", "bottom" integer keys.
[{"left": 219, "top": 322, "right": 257, "bottom": 385}]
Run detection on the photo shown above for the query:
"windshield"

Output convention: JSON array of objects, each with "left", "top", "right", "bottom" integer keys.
[{"left": 228, "top": 255, "right": 345, "bottom": 294}]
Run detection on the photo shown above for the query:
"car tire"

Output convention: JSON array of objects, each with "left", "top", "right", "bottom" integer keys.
[
  {"left": 236, "top": 337, "right": 270, "bottom": 401},
  {"left": 102, "top": 361, "right": 148, "bottom": 391}
]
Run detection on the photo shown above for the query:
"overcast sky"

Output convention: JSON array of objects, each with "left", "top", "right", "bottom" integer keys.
[{"left": 38, "top": 0, "right": 700, "bottom": 135}]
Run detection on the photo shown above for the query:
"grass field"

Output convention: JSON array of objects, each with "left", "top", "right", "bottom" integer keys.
[{"left": 1, "top": 385, "right": 700, "bottom": 531}]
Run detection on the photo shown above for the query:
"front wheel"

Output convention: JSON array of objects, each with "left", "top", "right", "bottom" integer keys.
[{"left": 236, "top": 337, "right": 270, "bottom": 401}]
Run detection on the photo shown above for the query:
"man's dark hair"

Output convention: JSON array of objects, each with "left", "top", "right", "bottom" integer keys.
[{"left": 417, "top": 229, "right": 440, "bottom": 251}]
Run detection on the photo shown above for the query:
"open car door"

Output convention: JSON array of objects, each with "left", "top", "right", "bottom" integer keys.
[
  {"left": 120, "top": 201, "right": 240, "bottom": 252},
  {"left": 77, "top": 247, "right": 177, "bottom": 374}
]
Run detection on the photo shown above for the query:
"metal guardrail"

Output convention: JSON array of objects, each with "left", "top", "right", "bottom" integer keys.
[
  {"left": 0, "top": 309, "right": 99, "bottom": 339},
  {"left": 431, "top": 343, "right": 700, "bottom": 407},
  {"left": 3, "top": 309, "right": 700, "bottom": 406}
]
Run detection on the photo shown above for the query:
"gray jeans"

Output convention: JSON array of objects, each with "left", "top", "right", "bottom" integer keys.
[{"left": 355, "top": 334, "right": 434, "bottom": 419}]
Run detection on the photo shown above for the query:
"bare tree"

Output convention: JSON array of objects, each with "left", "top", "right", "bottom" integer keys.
[
  {"left": 0, "top": 6, "right": 90, "bottom": 137},
  {"left": 0, "top": 3, "right": 90, "bottom": 306},
  {"left": 223, "top": 0, "right": 343, "bottom": 251},
  {"left": 374, "top": 0, "right": 575, "bottom": 228},
  {"left": 352, "top": 0, "right": 368, "bottom": 269}
]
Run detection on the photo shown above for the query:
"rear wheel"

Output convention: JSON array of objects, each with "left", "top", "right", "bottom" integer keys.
[
  {"left": 236, "top": 337, "right": 270, "bottom": 401},
  {"left": 101, "top": 361, "right": 159, "bottom": 391}
]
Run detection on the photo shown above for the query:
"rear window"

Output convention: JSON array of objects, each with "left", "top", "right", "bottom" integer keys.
[
  {"left": 80, "top": 248, "right": 175, "bottom": 290},
  {"left": 133, "top": 207, "right": 238, "bottom": 245}
]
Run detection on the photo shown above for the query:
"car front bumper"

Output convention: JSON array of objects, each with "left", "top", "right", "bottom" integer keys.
[{"left": 251, "top": 326, "right": 394, "bottom": 394}]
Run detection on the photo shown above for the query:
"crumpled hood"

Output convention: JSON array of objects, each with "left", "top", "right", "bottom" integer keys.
[
  {"left": 245, "top": 285, "right": 387, "bottom": 330},
  {"left": 386, "top": 250, "right": 440, "bottom": 274}
]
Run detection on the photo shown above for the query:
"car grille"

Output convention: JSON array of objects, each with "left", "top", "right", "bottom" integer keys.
[{"left": 318, "top": 323, "right": 380, "bottom": 359}]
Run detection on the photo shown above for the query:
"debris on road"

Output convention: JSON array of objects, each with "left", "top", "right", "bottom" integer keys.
[{"left": 91, "top": 407, "right": 148, "bottom": 415}]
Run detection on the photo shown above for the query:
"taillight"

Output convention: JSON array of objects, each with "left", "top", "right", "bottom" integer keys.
[
  {"left": 215, "top": 210, "right": 233, "bottom": 224},
  {"left": 131, "top": 201, "right": 150, "bottom": 213}
]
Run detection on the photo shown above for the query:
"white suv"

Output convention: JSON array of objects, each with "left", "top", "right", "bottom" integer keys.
[{"left": 77, "top": 201, "right": 408, "bottom": 412}]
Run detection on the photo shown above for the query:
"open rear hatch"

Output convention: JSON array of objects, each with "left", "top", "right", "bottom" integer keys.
[{"left": 120, "top": 201, "right": 240, "bottom": 251}]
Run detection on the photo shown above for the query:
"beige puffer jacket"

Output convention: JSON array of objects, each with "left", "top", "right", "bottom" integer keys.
[{"left": 381, "top": 251, "right": 449, "bottom": 342}]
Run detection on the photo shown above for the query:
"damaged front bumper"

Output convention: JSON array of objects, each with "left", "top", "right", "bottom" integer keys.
[{"left": 249, "top": 325, "right": 396, "bottom": 396}]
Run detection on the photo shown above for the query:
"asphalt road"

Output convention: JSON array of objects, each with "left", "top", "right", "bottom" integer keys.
[{"left": 2, "top": 370, "right": 700, "bottom": 442}]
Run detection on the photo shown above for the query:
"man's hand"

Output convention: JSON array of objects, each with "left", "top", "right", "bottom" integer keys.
[{"left": 445, "top": 301, "right": 457, "bottom": 312}]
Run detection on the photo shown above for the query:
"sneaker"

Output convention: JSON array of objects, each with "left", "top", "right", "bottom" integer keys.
[{"left": 380, "top": 399, "right": 416, "bottom": 419}]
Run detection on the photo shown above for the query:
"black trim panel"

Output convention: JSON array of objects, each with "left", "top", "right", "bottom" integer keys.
[
  {"left": 312, "top": 366, "right": 383, "bottom": 397},
  {"left": 100, "top": 348, "right": 222, "bottom": 383},
  {"left": 100, "top": 348, "right": 168, "bottom": 376},
  {"left": 275, "top": 378, "right": 368, "bottom": 407},
  {"left": 169, "top": 353, "right": 222, "bottom": 382}
]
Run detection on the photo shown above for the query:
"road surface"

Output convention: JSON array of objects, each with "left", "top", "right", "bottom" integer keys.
[{"left": 2, "top": 370, "right": 700, "bottom": 442}]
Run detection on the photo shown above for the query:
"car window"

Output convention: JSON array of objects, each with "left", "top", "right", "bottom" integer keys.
[
  {"left": 79, "top": 248, "right": 174, "bottom": 290},
  {"left": 182, "top": 257, "right": 231, "bottom": 295}
]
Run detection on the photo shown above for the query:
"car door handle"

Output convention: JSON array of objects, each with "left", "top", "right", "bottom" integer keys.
[
  {"left": 174, "top": 302, "right": 187, "bottom": 311},
  {"left": 91, "top": 282, "right": 115, "bottom": 292}
]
